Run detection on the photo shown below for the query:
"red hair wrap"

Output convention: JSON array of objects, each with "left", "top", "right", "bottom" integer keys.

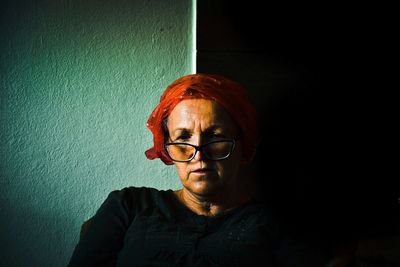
[{"left": 145, "top": 73, "right": 260, "bottom": 165}]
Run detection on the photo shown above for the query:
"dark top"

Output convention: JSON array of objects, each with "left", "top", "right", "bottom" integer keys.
[{"left": 67, "top": 187, "right": 328, "bottom": 267}]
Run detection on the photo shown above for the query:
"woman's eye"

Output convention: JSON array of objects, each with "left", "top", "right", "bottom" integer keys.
[
  {"left": 176, "top": 134, "right": 190, "bottom": 141},
  {"left": 210, "top": 133, "right": 225, "bottom": 139},
  {"left": 173, "top": 129, "right": 192, "bottom": 141}
]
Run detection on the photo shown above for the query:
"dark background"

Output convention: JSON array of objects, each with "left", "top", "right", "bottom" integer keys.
[{"left": 197, "top": 0, "right": 398, "bottom": 246}]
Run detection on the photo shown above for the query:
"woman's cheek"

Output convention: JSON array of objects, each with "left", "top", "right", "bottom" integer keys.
[{"left": 175, "top": 163, "right": 189, "bottom": 181}]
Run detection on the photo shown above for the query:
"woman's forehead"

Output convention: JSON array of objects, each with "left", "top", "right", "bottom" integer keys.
[{"left": 168, "top": 99, "right": 237, "bottom": 130}]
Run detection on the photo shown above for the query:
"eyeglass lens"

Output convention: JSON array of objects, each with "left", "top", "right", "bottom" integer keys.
[{"left": 166, "top": 141, "right": 233, "bottom": 161}]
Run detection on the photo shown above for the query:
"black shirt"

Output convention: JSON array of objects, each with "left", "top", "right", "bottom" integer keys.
[{"left": 68, "top": 187, "right": 327, "bottom": 267}]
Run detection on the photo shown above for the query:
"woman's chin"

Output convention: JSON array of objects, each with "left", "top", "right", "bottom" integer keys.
[{"left": 188, "top": 181, "right": 222, "bottom": 198}]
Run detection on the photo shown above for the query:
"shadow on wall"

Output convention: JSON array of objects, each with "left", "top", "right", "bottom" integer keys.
[
  {"left": 251, "top": 69, "right": 400, "bottom": 265},
  {"left": 197, "top": 0, "right": 399, "bottom": 245},
  {"left": 251, "top": 62, "right": 400, "bottom": 249}
]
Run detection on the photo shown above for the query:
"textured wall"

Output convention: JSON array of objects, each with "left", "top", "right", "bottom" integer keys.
[{"left": 0, "top": 0, "right": 194, "bottom": 266}]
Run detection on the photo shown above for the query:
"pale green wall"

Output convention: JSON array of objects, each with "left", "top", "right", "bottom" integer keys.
[{"left": 0, "top": 0, "right": 194, "bottom": 266}]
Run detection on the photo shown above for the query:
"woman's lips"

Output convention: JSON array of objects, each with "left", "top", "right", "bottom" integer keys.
[{"left": 191, "top": 168, "right": 213, "bottom": 175}]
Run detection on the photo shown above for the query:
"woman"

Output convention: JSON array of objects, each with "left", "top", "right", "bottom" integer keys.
[{"left": 67, "top": 74, "right": 325, "bottom": 267}]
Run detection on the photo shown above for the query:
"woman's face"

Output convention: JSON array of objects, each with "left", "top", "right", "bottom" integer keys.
[{"left": 166, "top": 99, "right": 243, "bottom": 198}]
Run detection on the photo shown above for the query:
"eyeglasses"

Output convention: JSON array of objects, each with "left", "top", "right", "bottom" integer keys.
[{"left": 164, "top": 139, "right": 236, "bottom": 162}]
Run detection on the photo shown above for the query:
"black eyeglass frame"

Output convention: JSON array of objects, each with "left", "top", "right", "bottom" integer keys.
[{"left": 164, "top": 139, "right": 236, "bottom": 162}]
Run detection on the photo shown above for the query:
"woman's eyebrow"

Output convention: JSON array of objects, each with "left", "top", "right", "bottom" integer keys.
[
  {"left": 204, "top": 124, "right": 230, "bottom": 134},
  {"left": 206, "top": 124, "right": 224, "bottom": 130},
  {"left": 172, "top": 128, "right": 192, "bottom": 136}
]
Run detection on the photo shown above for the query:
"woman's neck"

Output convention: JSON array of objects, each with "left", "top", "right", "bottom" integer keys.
[{"left": 174, "top": 188, "right": 251, "bottom": 217}]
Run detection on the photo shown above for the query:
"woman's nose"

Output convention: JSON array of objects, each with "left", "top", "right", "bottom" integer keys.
[{"left": 192, "top": 147, "right": 205, "bottom": 162}]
